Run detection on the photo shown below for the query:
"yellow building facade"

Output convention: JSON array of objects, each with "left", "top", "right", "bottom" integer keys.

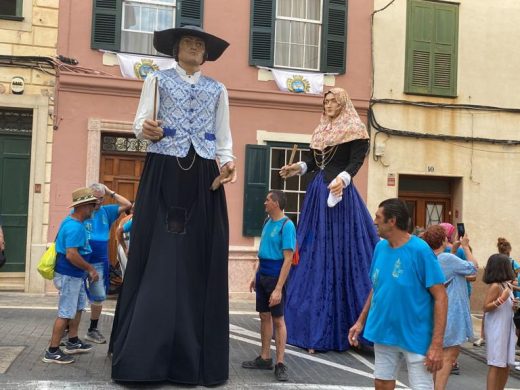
[
  {"left": 370, "top": 0, "right": 520, "bottom": 269},
  {"left": 0, "top": 0, "right": 58, "bottom": 291}
]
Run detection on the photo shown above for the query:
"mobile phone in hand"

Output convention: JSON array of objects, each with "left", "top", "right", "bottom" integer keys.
[{"left": 456, "top": 223, "right": 465, "bottom": 239}]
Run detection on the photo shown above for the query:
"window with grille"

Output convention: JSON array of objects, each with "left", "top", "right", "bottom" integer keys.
[
  {"left": 268, "top": 145, "right": 311, "bottom": 225},
  {"left": 243, "top": 142, "right": 311, "bottom": 236}
]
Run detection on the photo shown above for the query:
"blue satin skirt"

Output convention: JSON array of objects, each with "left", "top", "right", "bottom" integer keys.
[{"left": 285, "top": 171, "right": 379, "bottom": 351}]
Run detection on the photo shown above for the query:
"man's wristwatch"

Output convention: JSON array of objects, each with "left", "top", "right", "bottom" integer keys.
[{"left": 110, "top": 191, "right": 116, "bottom": 198}]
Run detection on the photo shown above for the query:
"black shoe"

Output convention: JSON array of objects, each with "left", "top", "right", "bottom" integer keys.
[
  {"left": 274, "top": 362, "right": 288, "bottom": 381},
  {"left": 242, "top": 356, "right": 273, "bottom": 370}
]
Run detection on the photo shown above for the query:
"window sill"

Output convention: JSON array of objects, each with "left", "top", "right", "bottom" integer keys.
[
  {"left": 0, "top": 15, "right": 24, "bottom": 21},
  {"left": 404, "top": 91, "right": 458, "bottom": 99}
]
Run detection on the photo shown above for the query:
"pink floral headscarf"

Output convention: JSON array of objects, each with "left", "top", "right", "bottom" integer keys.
[
  {"left": 310, "top": 88, "right": 369, "bottom": 151},
  {"left": 439, "top": 223, "right": 456, "bottom": 243}
]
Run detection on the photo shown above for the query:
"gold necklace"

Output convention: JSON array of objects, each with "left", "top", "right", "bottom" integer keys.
[{"left": 313, "top": 145, "right": 338, "bottom": 169}]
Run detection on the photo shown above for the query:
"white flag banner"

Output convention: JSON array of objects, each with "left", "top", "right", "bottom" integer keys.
[
  {"left": 270, "top": 68, "right": 324, "bottom": 95},
  {"left": 116, "top": 53, "right": 176, "bottom": 80}
]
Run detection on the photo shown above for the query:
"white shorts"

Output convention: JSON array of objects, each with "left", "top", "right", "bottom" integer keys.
[{"left": 374, "top": 343, "right": 433, "bottom": 390}]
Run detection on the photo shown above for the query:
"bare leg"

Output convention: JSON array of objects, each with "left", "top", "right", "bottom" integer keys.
[
  {"left": 259, "top": 312, "right": 272, "bottom": 360},
  {"left": 487, "top": 366, "right": 500, "bottom": 390},
  {"left": 375, "top": 379, "right": 396, "bottom": 390},
  {"left": 434, "top": 346, "right": 459, "bottom": 390},
  {"left": 68, "top": 310, "right": 83, "bottom": 338},
  {"left": 497, "top": 366, "right": 510, "bottom": 390},
  {"left": 49, "top": 318, "right": 69, "bottom": 348},
  {"left": 272, "top": 315, "right": 286, "bottom": 364}
]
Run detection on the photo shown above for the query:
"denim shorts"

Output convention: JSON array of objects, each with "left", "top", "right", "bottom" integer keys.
[
  {"left": 54, "top": 272, "right": 87, "bottom": 319},
  {"left": 374, "top": 343, "right": 433, "bottom": 389},
  {"left": 87, "top": 262, "right": 106, "bottom": 303}
]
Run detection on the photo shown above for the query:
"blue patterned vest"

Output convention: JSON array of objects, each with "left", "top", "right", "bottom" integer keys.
[{"left": 147, "top": 68, "right": 222, "bottom": 159}]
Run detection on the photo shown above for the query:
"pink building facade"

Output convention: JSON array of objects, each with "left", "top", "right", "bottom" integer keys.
[{"left": 44, "top": 0, "right": 373, "bottom": 296}]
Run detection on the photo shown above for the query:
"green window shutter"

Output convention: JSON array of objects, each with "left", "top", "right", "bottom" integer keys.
[
  {"left": 249, "top": 0, "right": 275, "bottom": 67},
  {"left": 431, "top": 4, "right": 458, "bottom": 97},
  {"left": 405, "top": 0, "right": 458, "bottom": 97},
  {"left": 91, "top": 0, "right": 122, "bottom": 51},
  {"left": 321, "top": 0, "right": 347, "bottom": 74},
  {"left": 177, "top": 0, "right": 203, "bottom": 27},
  {"left": 243, "top": 144, "right": 269, "bottom": 237}
]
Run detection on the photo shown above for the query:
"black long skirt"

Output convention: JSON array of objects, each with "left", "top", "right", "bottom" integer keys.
[{"left": 109, "top": 148, "right": 229, "bottom": 385}]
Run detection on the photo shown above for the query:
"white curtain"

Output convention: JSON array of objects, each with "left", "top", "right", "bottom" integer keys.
[
  {"left": 274, "top": 0, "right": 321, "bottom": 70},
  {"left": 121, "top": 0, "right": 175, "bottom": 55}
]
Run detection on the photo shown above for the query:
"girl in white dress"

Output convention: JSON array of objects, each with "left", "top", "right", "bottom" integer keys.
[{"left": 483, "top": 253, "right": 518, "bottom": 390}]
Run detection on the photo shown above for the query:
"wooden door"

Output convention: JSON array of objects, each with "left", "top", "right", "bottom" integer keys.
[
  {"left": 100, "top": 153, "right": 145, "bottom": 265},
  {"left": 400, "top": 196, "right": 451, "bottom": 230}
]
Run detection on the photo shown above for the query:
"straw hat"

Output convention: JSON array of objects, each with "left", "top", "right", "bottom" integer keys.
[
  {"left": 69, "top": 187, "right": 98, "bottom": 208},
  {"left": 153, "top": 25, "right": 229, "bottom": 61}
]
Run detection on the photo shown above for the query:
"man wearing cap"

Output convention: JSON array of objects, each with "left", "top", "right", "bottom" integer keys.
[
  {"left": 43, "top": 188, "right": 100, "bottom": 364},
  {"left": 110, "top": 25, "right": 234, "bottom": 385}
]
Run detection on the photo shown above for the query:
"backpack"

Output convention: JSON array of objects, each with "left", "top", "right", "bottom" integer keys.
[{"left": 263, "top": 217, "right": 300, "bottom": 266}]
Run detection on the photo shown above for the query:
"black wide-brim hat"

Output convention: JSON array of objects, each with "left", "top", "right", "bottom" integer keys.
[{"left": 153, "top": 25, "right": 229, "bottom": 61}]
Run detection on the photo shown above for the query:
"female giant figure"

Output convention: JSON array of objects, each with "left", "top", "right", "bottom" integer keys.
[{"left": 280, "top": 88, "right": 379, "bottom": 352}]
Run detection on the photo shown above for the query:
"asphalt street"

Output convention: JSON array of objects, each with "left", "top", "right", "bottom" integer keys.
[{"left": 0, "top": 293, "right": 519, "bottom": 389}]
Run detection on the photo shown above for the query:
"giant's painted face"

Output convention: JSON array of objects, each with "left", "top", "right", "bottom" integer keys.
[
  {"left": 323, "top": 92, "right": 342, "bottom": 120},
  {"left": 178, "top": 35, "right": 206, "bottom": 66}
]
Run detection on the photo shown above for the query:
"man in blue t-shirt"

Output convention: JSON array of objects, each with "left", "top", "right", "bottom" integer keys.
[
  {"left": 349, "top": 198, "right": 447, "bottom": 390},
  {"left": 242, "top": 190, "right": 296, "bottom": 382},
  {"left": 43, "top": 187, "right": 100, "bottom": 364},
  {"left": 83, "top": 183, "right": 131, "bottom": 344}
]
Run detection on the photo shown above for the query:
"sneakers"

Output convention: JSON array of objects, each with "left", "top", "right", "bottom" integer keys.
[
  {"left": 63, "top": 339, "right": 93, "bottom": 354},
  {"left": 450, "top": 362, "right": 460, "bottom": 375},
  {"left": 42, "top": 348, "right": 74, "bottom": 364},
  {"left": 241, "top": 356, "right": 273, "bottom": 370},
  {"left": 85, "top": 328, "right": 106, "bottom": 344},
  {"left": 473, "top": 338, "right": 485, "bottom": 347},
  {"left": 275, "top": 362, "right": 289, "bottom": 381}
]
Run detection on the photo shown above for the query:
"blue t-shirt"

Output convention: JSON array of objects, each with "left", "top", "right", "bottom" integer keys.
[
  {"left": 258, "top": 217, "right": 296, "bottom": 277},
  {"left": 364, "top": 235, "right": 446, "bottom": 355},
  {"left": 83, "top": 205, "right": 120, "bottom": 263},
  {"left": 55, "top": 216, "right": 92, "bottom": 278},
  {"left": 123, "top": 218, "right": 132, "bottom": 234},
  {"left": 511, "top": 258, "right": 520, "bottom": 299}
]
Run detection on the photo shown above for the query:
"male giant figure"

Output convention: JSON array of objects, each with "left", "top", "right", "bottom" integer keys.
[
  {"left": 349, "top": 198, "right": 447, "bottom": 390},
  {"left": 109, "top": 25, "right": 235, "bottom": 386}
]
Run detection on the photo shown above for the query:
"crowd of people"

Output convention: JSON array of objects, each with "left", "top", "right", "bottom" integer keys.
[{"left": 40, "top": 23, "right": 520, "bottom": 390}]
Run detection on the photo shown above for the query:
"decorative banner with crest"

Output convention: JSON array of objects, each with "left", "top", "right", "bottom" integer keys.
[
  {"left": 116, "top": 53, "right": 176, "bottom": 80},
  {"left": 270, "top": 68, "right": 324, "bottom": 95}
]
